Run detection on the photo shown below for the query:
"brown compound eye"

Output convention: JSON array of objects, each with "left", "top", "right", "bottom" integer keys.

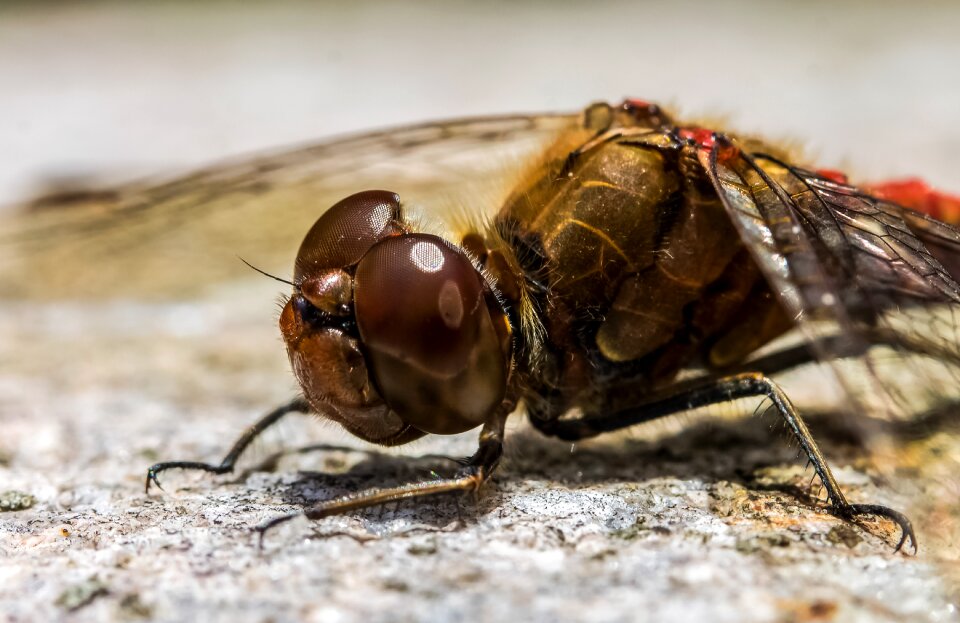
[
  {"left": 294, "top": 190, "right": 404, "bottom": 281},
  {"left": 354, "top": 234, "right": 510, "bottom": 435}
]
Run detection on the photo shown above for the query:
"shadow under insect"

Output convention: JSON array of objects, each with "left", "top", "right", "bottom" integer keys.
[{"left": 257, "top": 402, "right": 952, "bottom": 533}]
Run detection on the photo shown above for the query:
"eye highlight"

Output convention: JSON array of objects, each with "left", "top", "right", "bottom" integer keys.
[
  {"left": 410, "top": 240, "right": 445, "bottom": 273},
  {"left": 437, "top": 279, "right": 464, "bottom": 329}
]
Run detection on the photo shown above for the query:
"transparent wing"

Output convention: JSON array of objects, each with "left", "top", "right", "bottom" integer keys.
[
  {"left": 0, "top": 112, "right": 578, "bottom": 300},
  {"left": 699, "top": 138, "right": 960, "bottom": 424}
]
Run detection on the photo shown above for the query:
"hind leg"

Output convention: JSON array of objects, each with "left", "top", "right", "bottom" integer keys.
[{"left": 532, "top": 372, "right": 916, "bottom": 553}]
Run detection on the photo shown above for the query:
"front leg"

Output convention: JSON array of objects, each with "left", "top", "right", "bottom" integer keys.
[
  {"left": 145, "top": 397, "right": 310, "bottom": 493},
  {"left": 256, "top": 410, "right": 509, "bottom": 544}
]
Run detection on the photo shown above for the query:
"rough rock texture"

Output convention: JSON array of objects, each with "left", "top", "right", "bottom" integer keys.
[{"left": 1, "top": 285, "right": 958, "bottom": 623}]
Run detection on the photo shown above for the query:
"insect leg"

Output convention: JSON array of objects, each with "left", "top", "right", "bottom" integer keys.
[
  {"left": 729, "top": 325, "right": 960, "bottom": 378},
  {"left": 145, "top": 397, "right": 310, "bottom": 493},
  {"left": 255, "top": 412, "right": 508, "bottom": 544},
  {"left": 536, "top": 372, "right": 916, "bottom": 553},
  {"left": 730, "top": 335, "right": 868, "bottom": 377}
]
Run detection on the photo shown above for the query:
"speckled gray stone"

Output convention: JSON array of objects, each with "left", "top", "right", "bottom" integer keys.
[{"left": 1, "top": 286, "right": 958, "bottom": 623}]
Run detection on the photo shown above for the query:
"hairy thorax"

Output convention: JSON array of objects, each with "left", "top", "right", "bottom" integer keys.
[{"left": 487, "top": 121, "right": 792, "bottom": 420}]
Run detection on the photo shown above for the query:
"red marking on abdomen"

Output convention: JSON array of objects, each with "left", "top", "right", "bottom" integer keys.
[
  {"left": 815, "top": 169, "right": 849, "bottom": 185},
  {"left": 622, "top": 98, "right": 653, "bottom": 110},
  {"left": 867, "top": 178, "right": 960, "bottom": 225},
  {"left": 679, "top": 126, "right": 742, "bottom": 166},
  {"left": 678, "top": 127, "right": 716, "bottom": 149}
]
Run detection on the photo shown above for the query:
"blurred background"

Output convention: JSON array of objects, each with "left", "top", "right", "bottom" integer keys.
[
  {"left": 1, "top": 0, "right": 959, "bottom": 208},
  {"left": 3, "top": 3, "right": 960, "bottom": 621}
]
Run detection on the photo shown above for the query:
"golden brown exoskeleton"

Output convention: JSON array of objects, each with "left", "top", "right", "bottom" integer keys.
[
  {"left": 147, "top": 100, "right": 960, "bottom": 551},
  {"left": 491, "top": 103, "right": 793, "bottom": 424}
]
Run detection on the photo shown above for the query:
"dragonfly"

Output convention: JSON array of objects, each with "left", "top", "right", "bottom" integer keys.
[{"left": 3, "top": 99, "right": 959, "bottom": 552}]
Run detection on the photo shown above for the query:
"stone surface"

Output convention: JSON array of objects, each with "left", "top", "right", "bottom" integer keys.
[{"left": 1, "top": 286, "right": 958, "bottom": 623}]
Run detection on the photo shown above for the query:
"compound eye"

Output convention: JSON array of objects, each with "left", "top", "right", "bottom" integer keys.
[
  {"left": 294, "top": 190, "right": 403, "bottom": 280},
  {"left": 354, "top": 234, "right": 508, "bottom": 434}
]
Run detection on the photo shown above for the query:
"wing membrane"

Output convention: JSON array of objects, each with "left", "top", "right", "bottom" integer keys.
[
  {"left": 700, "top": 138, "right": 960, "bottom": 423},
  {"left": 0, "top": 112, "right": 577, "bottom": 300}
]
